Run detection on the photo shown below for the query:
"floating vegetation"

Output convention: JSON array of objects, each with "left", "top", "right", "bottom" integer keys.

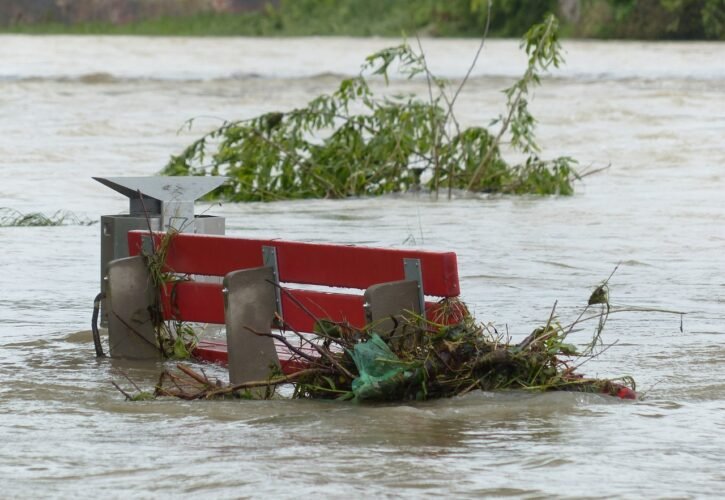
[
  {"left": 0, "top": 207, "right": 95, "bottom": 227},
  {"left": 142, "top": 227, "right": 200, "bottom": 360},
  {"left": 163, "top": 14, "right": 583, "bottom": 201}
]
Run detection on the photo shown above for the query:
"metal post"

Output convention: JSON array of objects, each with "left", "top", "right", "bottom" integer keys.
[
  {"left": 96, "top": 175, "right": 227, "bottom": 339},
  {"left": 403, "top": 258, "right": 426, "bottom": 315},
  {"left": 262, "top": 246, "right": 283, "bottom": 317}
]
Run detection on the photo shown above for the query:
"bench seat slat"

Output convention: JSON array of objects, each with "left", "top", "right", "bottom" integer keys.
[
  {"left": 162, "top": 281, "right": 225, "bottom": 324},
  {"left": 194, "top": 339, "right": 308, "bottom": 373},
  {"left": 160, "top": 281, "right": 455, "bottom": 332},
  {"left": 280, "top": 289, "right": 366, "bottom": 331},
  {"left": 129, "top": 231, "right": 460, "bottom": 297},
  {"left": 160, "top": 281, "right": 367, "bottom": 331}
]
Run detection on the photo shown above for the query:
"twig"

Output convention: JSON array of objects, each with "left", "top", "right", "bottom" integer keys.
[
  {"left": 244, "top": 326, "right": 319, "bottom": 362},
  {"left": 266, "top": 282, "right": 352, "bottom": 344},
  {"left": 204, "top": 368, "right": 329, "bottom": 398},
  {"left": 267, "top": 281, "right": 328, "bottom": 326},
  {"left": 578, "top": 164, "right": 611, "bottom": 179},
  {"left": 246, "top": 297, "right": 355, "bottom": 380},
  {"left": 111, "top": 381, "right": 133, "bottom": 400},
  {"left": 457, "top": 378, "right": 482, "bottom": 397},
  {"left": 563, "top": 264, "right": 620, "bottom": 339},
  {"left": 518, "top": 300, "right": 558, "bottom": 349},
  {"left": 277, "top": 315, "right": 356, "bottom": 380},
  {"left": 415, "top": 34, "right": 443, "bottom": 200},
  {"left": 176, "top": 363, "right": 213, "bottom": 386},
  {"left": 603, "top": 262, "right": 621, "bottom": 286},
  {"left": 562, "top": 306, "right": 687, "bottom": 333},
  {"left": 466, "top": 15, "right": 556, "bottom": 191},
  {"left": 153, "top": 371, "right": 167, "bottom": 397},
  {"left": 446, "top": 0, "right": 492, "bottom": 125},
  {"left": 120, "top": 371, "right": 144, "bottom": 393},
  {"left": 137, "top": 190, "right": 157, "bottom": 256},
  {"left": 109, "top": 310, "right": 159, "bottom": 350},
  {"left": 571, "top": 340, "right": 619, "bottom": 371}
]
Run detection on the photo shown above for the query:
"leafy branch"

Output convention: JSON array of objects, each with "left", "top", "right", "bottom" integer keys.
[
  {"left": 163, "top": 13, "right": 580, "bottom": 201},
  {"left": 467, "top": 13, "right": 565, "bottom": 190}
]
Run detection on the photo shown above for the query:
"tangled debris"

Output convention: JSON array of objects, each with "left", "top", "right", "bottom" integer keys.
[
  {"left": 145, "top": 292, "right": 648, "bottom": 402},
  {"left": 112, "top": 264, "right": 687, "bottom": 403}
]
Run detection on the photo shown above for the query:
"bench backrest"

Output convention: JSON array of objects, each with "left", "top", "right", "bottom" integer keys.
[{"left": 128, "top": 230, "right": 460, "bottom": 332}]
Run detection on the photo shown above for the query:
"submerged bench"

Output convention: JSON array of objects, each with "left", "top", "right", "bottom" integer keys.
[{"left": 105, "top": 230, "right": 461, "bottom": 385}]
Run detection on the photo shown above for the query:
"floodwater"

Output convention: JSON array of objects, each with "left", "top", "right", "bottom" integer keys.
[{"left": 1, "top": 36, "right": 724, "bottom": 498}]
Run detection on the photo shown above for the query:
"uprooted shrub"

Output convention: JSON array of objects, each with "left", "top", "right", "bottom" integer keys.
[{"left": 162, "top": 14, "right": 580, "bottom": 201}]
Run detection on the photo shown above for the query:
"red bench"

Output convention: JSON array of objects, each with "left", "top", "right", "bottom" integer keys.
[{"left": 109, "top": 230, "right": 461, "bottom": 384}]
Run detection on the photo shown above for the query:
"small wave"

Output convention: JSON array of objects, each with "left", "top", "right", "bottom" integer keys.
[
  {"left": 3, "top": 73, "right": 200, "bottom": 84},
  {"left": 229, "top": 72, "right": 259, "bottom": 79},
  {"left": 1, "top": 71, "right": 357, "bottom": 84},
  {"left": 620, "top": 259, "right": 653, "bottom": 267},
  {"left": 77, "top": 72, "right": 117, "bottom": 84},
  {"left": 3, "top": 70, "right": 724, "bottom": 86},
  {"left": 533, "top": 260, "right": 580, "bottom": 270}
]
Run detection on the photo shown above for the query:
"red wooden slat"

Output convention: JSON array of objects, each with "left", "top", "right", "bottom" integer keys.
[
  {"left": 161, "top": 281, "right": 225, "bottom": 324},
  {"left": 128, "top": 231, "right": 460, "bottom": 297},
  {"left": 280, "top": 289, "right": 366, "bottom": 331},
  {"left": 276, "top": 240, "right": 459, "bottom": 297},
  {"left": 160, "top": 281, "right": 367, "bottom": 330},
  {"left": 160, "top": 281, "right": 449, "bottom": 330},
  {"left": 129, "top": 231, "right": 265, "bottom": 276},
  {"left": 193, "top": 339, "right": 309, "bottom": 374},
  {"left": 193, "top": 339, "right": 228, "bottom": 364}
]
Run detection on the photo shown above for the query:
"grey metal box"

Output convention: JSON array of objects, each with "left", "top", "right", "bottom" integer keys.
[{"left": 99, "top": 214, "right": 226, "bottom": 325}]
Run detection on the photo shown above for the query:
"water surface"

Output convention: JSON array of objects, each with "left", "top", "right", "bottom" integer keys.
[{"left": 0, "top": 36, "right": 723, "bottom": 498}]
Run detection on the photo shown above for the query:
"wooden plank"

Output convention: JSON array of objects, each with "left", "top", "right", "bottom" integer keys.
[
  {"left": 161, "top": 281, "right": 225, "bottom": 324},
  {"left": 193, "top": 339, "right": 228, "bottom": 364},
  {"left": 128, "top": 231, "right": 460, "bottom": 297},
  {"left": 280, "top": 289, "right": 366, "bottom": 331},
  {"left": 159, "top": 281, "right": 449, "bottom": 331},
  {"left": 193, "top": 339, "right": 310, "bottom": 374},
  {"left": 159, "top": 281, "right": 367, "bottom": 329}
]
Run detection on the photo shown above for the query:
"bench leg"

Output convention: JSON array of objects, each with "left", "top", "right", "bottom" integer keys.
[
  {"left": 364, "top": 280, "right": 422, "bottom": 347},
  {"left": 223, "top": 267, "right": 281, "bottom": 386},
  {"left": 106, "top": 255, "right": 160, "bottom": 359}
]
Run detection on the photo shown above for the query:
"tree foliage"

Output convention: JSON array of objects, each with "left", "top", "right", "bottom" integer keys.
[
  {"left": 586, "top": 0, "right": 725, "bottom": 39},
  {"left": 4, "top": 0, "right": 722, "bottom": 39},
  {"left": 255, "top": 0, "right": 559, "bottom": 37},
  {"left": 163, "top": 14, "right": 578, "bottom": 201}
]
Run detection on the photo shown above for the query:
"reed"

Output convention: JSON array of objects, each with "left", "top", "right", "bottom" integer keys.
[{"left": 0, "top": 207, "right": 94, "bottom": 227}]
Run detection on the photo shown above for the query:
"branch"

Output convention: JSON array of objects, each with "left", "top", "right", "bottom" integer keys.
[
  {"left": 446, "top": 0, "right": 492, "bottom": 122},
  {"left": 204, "top": 368, "right": 329, "bottom": 398},
  {"left": 466, "top": 15, "right": 556, "bottom": 191}
]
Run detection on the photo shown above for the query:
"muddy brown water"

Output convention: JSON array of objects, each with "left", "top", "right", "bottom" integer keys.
[{"left": 1, "top": 36, "right": 724, "bottom": 497}]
